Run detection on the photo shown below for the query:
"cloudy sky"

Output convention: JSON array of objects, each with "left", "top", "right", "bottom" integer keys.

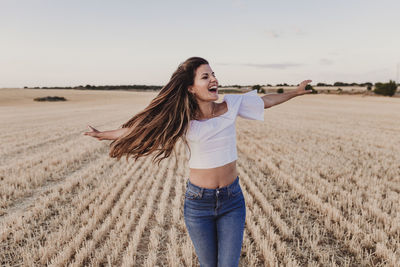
[{"left": 1, "top": 0, "right": 399, "bottom": 87}]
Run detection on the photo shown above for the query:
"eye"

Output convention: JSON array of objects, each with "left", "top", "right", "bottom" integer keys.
[{"left": 201, "top": 74, "right": 216, "bottom": 79}]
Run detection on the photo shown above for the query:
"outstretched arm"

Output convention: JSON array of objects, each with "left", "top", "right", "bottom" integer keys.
[
  {"left": 261, "top": 80, "right": 312, "bottom": 108},
  {"left": 83, "top": 125, "right": 130, "bottom": 141}
]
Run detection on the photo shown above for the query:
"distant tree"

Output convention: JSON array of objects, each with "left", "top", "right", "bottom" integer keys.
[
  {"left": 367, "top": 85, "right": 372, "bottom": 91},
  {"left": 373, "top": 80, "right": 398, "bottom": 96},
  {"left": 277, "top": 88, "right": 284, "bottom": 94},
  {"left": 334, "top": 82, "right": 350, "bottom": 86},
  {"left": 360, "top": 82, "right": 373, "bottom": 87},
  {"left": 253, "top": 84, "right": 265, "bottom": 93},
  {"left": 317, "top": 82, "right": 330, "bottom": 86},
  {"left": 24, "top": 86, "right": 28, "bottom": 88}
]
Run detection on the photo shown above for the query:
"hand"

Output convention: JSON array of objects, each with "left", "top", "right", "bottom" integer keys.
[
  {"left": 295, "top": 80, "right": 313, "bottom": 95},
  {"left": 83, "top": 125, "right": 103, "bottom": 140}
]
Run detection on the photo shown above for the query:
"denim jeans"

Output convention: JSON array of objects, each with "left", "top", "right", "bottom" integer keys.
[{"left": 183, "top": 176, "right": 246, "bottom": 267}]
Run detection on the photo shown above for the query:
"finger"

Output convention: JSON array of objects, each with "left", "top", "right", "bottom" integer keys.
[{"left": 90, "top": 126, "right": 99, "bottom": 132}]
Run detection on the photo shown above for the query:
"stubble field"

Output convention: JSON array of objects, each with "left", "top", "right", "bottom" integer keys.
[{"left": 0, "top": 88, "right": 399, "bottom": 266}]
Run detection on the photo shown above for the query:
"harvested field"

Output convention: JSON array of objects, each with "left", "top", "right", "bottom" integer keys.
[{"left": 1, "top": 88, "right": 399, "bottom": 266}]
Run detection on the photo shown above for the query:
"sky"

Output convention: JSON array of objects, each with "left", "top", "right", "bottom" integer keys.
[{"left": 1, "top": 0, "right": 400, "bottom": 88}]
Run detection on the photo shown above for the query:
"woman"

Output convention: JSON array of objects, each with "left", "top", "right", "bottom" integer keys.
[{"left": 84, "top": 57, "right": 312, "bottom": 266}]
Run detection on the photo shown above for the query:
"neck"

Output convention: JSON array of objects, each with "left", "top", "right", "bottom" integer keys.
[{"left": 196, "top": 101, "right": 215, "bottom": 120}]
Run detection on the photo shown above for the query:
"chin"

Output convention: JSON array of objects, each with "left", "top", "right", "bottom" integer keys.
[{"left": 210, "top": 91, "right": 219, "bottom": 97}]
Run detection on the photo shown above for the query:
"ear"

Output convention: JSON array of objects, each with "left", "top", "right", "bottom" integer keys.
[{"left": 188, "top": 86, "right": 194, "bottom": 94}]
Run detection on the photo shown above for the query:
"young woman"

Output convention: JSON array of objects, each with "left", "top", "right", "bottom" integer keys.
[{"left": 84, "top": 57, "right": 312, "bottom": 266}]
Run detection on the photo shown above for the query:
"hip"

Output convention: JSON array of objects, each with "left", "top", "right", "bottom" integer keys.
[{"left": 184, "top": 175, "right": 245, "bottom": 218}]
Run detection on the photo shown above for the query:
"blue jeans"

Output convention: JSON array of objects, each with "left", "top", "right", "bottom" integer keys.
[{"left": 183, "top": 176, "right": 246, "bottom": 267}]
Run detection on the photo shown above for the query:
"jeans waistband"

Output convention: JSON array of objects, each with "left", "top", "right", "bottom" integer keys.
[{"left": 186, "top": 176, "right": 239, "bottom": 196}]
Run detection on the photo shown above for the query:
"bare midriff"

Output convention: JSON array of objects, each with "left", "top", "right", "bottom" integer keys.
[{"left": 188, "top": 160, "right": 238, "bottom": 189}]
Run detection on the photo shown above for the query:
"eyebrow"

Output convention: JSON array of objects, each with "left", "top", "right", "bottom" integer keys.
[{"left": 201, "top": 72, "right": 215, "bottom": 76}]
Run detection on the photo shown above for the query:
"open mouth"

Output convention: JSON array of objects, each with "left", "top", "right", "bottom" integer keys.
[{"left": 208, "top": 86, "right": 218, "bottom": 93}]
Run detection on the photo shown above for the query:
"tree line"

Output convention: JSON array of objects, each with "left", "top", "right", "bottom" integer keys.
[
  {"left": 24, "top": 80, "right": 399, "bottom": 97},
  {"left": 250, "top": 80, "right": 398, "bottom": 97},
  {"left": 25, "top": 84, "right": 162, "bottom": 91}
]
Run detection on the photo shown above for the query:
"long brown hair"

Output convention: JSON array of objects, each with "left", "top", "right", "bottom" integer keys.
[{"left": 109, "top": 57, "right": 208, "bottom": 165}]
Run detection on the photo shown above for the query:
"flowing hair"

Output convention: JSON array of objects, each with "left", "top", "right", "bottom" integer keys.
[{"left": 109, "top": 57, "right": 208, "bottom": 165}]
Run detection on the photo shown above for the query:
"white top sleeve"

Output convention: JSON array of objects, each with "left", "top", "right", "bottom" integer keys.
[{"left": 238, "top": 89, "right": 265, "bottom": 121}]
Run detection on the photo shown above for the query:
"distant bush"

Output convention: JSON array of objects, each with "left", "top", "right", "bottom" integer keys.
[
  {"left": 367, "top": 85, "right": 372, "bottom": 91},
  {"left": 337, "top": 88, "right": 343, "bottom": 93},
  {"left": 277, "top": 88, "right": 284, "bottom": 94},
  {"left": 305, "top": 84, "right": 317, "bottom": 94},
  {"left": 373, "top": 80, "right": 397, "bottom": 96},
  {"left": 34, "top": 96, "right": 67, "bottom": 102}
]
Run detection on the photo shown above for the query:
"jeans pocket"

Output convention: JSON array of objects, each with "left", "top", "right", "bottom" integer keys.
[
  {"left": 231, "top": 185, "right": 242, "bottom": 198},
  {"left": 185, "top": 189, "right": 201, "bottom": 200}
]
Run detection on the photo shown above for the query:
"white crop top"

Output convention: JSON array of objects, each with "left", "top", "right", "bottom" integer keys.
[{"left": 185, "top": 89, "right": 264, "bottom": 169}]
